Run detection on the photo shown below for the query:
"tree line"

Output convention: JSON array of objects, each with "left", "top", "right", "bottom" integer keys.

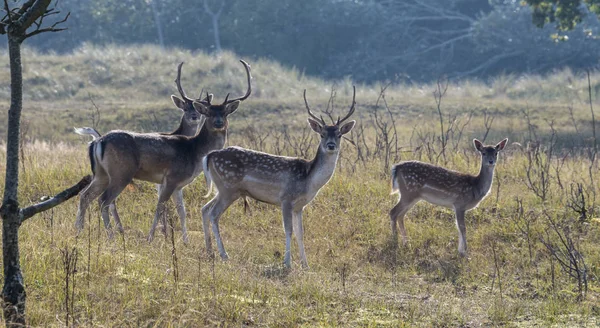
[{"left": 20, "top": 0, "right": 600, "bottom": 83}]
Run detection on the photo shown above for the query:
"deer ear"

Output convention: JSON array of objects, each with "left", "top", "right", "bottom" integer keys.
[
  {"left": 192, "top": 101, "right": 210, "bottom": 115},
  {"left": 496, "top": 138, "right": 508, "bottom": 151},
  {"left": 473, "top": 139, "right": 484, "bottom": 152},
  {"left": 339, "top": 120, "right": 356, "bottom": 135},
  {"left": 171, "top": 95, "right": 186, "bottom": 110},
  {"left": 308, "top": 118, "right": 323, "bottom": 133},
  {"left": 225, "top": 100, "right": 240, "bottom": 115}
]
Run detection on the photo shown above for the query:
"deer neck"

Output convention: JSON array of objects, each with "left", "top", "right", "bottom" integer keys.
[
  {"left": 307, "top": 146, "right": 339, "bottom": 191},
  {"left": 191, "top": 124, "right": 227, "bottom": 157},
  {"left": 475, "top": 161, "right": 495, "bottom": 197},
  {"left": 171, "top": 118, "right": 199, "bottom": 137}
]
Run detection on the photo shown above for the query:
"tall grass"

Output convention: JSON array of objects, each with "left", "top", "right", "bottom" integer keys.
[{"left": 0, "top": 44, "right": 599, "bottom": 326}]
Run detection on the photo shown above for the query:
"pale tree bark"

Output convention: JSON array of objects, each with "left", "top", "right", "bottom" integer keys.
[
  {"left": 150, "top": 0, "right": 164, "bottom": 48},
  {"left": 0, "top": 0, "right": 89, "bottom": 326},
  {"left": 203, "top": 0, "right": 225, "bottom": 54}
]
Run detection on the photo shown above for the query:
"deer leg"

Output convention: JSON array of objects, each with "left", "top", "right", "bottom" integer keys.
[
  {"left": 156, "top": 184, "right": 167, "bottom": 232},
  {"left": 454, "top": 208, "right": 468, "bottom": 256},
  {"left": 99, "top": 181, "right": 132, "bottom": 240},
  {"left": 98, "top": 199, "right": 124, "bottom": 234},
  {"left": 206, "top": 194, "right": 236, "bottom": 261},
  {"left": 201, "top": 197, "right": 218, "bottom": 257},
  {"left": 389, "top": 196, "right": 417, "bottom": 245},
  {"left": 75, "top": 177, "right": 107, "bottom": 233},
  {"left": 98, "top": 198, "right": 124, "bottom": 233},
  {"left": 282, "top": 202, "right": 294, "bottom": 268},
  {"left": 292, "top": 209, "right": 308, "bottom": 269},
  {"left": 171, "top": 188, "right": 188, "bottom": 244},
  {"left": 148, "top": 183, "right": 177, "bottom": 242},
  {"left": 109, "top": 202, "right": 124, "bottom": 234}
]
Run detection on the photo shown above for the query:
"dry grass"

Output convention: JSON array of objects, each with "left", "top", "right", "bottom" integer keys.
[
  {"left": 2, "top": 135, "right": 599, "bottom": 326},
  {"left": 0, "top": 44, "right": 599, "bottom": 326},
  {"left": 0, "top": 43, "right": 598, "bottom": 143}
]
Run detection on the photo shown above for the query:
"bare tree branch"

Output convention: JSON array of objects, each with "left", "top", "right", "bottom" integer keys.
[
  {"left": 15, "top": 0, "right": 51, "bottom": 33},
  {"left": 20, "top": 175, "right": 91, "bottom": 223},
  {"left": 24, "top": 9, "right": 69, "bottom": 39}
]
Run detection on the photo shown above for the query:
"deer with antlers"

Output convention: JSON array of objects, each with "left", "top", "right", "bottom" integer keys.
[
  {"left": 75, "top": 62, "right": 210, "bottom": 234},
  {"left": 389, "top": 138, "right": 508, "bottom": 256},
  {"left": 75, "top": 60, "right": 252, "bottom": 243},
  {"left": 201, "top": 87, "right": 357, "bottom": 268}
]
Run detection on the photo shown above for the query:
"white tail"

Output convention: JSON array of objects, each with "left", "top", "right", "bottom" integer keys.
[
  {"left": 202, "top": 155, "right": 213, "bottom": 198},
  {"left": 389, "top": 138, "right": 508, "bottom": 256},
  {"left": 74, "top": 127, "right": 101, "bottom": 140},
  {"left": 390, "top": 166, "right": 399, "bottom": 195}
]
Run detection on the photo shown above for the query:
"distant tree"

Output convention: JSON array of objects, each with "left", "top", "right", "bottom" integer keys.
[
  {"left": 524, "top": 0, "right": 600, "bottom": 30},
  {"left": 0, "top": 0, "right": 90, "bottom": 325},
  {"left": 90, "top": 0, "right": 156, "bottom": 44},
  {"left": 203, "top": 0, "right": 225, "bottom": 54},
  {"left": 150, "top": 0, "right": 165, "bottom": 48}
]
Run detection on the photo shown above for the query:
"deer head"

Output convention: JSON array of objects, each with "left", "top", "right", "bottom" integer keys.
[
  {"left": 304, "top": 86, "right": 356, "bottom": 153},
  {"left": 473, "top": 138, "right": 508, "bottom": 167},
  {"left": 192, "top": 60, "right": 252, "bottom": 131},
  {"left": 171, "top": 62, "right": 212, "bottom": 127}
]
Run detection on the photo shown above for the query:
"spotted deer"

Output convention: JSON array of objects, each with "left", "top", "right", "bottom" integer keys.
[
  {"left": 75, "top": 60, "right": 252, "bottom": 243},
  {"left": 201, "top": 87, "right": 357, "bottom": 268},
  {"left": 75, "top": 62, "right": 210, "bottom": 233},
  {"left": 389, "top": 138, "right": 508, "bottom": 256}
]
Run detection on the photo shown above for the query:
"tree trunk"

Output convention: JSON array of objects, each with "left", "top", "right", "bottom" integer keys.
[
  {"left": 150, "top": 0, "right": 165, "bottom": 48},
  {"left": 203, "top": 0, "right": 224, "bottom": 54},
  {"left": 1, "top": 34, "right": 27, "bottom": 326},
  {"left": 212, "top": 15, "right": 222, "bottom": 54}
]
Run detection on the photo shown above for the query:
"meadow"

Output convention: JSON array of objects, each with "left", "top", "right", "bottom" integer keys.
[{"left": 0, "top": 44, "right": 599, "bottom": 326}]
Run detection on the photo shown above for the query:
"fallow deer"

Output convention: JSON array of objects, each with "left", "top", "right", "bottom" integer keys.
[
  {"left": 201, "top": 87, "right": 357, "bottom": 268},
  {"left": 75, "top": 60, "right": 252, "bottom": 244},
  {"left": 75, "top": 62, "right": 210, "bottom": 235},
  {"left": 389, "top": 138, "right": 508, "bottom": 256}
]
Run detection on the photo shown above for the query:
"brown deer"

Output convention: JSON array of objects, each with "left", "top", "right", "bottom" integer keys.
[
  {"left": 389, "top": 138, "right": 508, "bottom": 256},
  {"left": 75, "top": 60, "right": 252, "bottom": 243},
  {"left": 75, "top": 62, "right": 210, "bottom": 234},
  {"left": 201, "top": 87, "right": 357, "bottom": 268}
]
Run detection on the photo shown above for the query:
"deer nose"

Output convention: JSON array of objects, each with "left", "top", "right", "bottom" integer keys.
[
  {"left": 326, "top": 143, "right": 336, "bottom": 150},
  {"left": 488, "top": 160, "right": 494, "bottom": 165}
]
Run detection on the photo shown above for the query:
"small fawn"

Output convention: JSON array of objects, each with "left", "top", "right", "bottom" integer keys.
[{"left": 389, "top": 138, "right": 508, "bottom": 256}]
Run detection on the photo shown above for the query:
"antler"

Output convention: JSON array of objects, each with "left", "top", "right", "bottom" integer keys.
[
  {"left": 336, "top": 86, "right": 356, "bottom": 125},
  {"left": 222, "top": 60, "right": 252, "bottom": 105},
  {"left": 303, "top": 89, "right": 326, "bottom": 125},
  {"left": 175, "top": 62, "right": 194, "bottom": 103},
  {"left": 203, "top": 91, "right": 212, "bottom": 105}
]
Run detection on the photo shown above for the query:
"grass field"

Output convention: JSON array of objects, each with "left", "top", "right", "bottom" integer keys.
[{"left": 1, "top": 45, "right": 599, "bottom": 326}]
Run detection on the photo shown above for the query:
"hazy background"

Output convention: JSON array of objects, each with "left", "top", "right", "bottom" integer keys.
[{"left": 13, "top": 0, "right": 600, "bottom": 83}]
